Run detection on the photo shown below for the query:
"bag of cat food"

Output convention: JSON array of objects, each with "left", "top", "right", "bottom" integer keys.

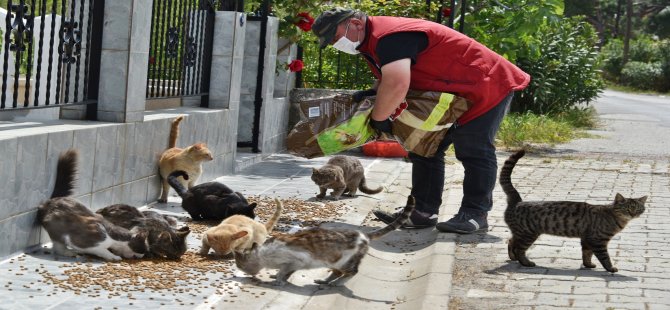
[{"left": 286, "top": 90, "right": 472, "bottom": 159}]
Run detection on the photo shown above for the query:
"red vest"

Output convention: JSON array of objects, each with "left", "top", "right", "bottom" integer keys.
[{"left": 358, "top": 16, "right": 530, "bottom": 125}]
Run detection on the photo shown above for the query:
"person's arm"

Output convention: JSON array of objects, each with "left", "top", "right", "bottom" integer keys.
[{"left": 370, "top": 58, "right": 411, "bottom": 121}]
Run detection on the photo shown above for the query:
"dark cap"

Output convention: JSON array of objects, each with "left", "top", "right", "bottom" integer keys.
[{"left": 312, "top": 7, "right": 356, "bottom": 49}]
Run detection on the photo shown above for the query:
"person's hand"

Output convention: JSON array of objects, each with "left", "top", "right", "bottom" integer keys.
[
  {"left": 352, "top": 89, "right": 377, "bottom": 103},
  {"left": 369, "top": 118, "right": 393, "bottom": 137}
]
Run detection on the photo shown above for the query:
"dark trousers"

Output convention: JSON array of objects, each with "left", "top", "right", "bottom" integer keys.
[{"left": 409, "top": 92, "right": 514, "bottom": 215}]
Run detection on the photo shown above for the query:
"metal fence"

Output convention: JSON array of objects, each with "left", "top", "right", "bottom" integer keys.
[
  {"left": 0, "top": 0, "right": 102, "bottom": 115},
  {"left": 145, "top": 0, "right": 216, "bottom": 107}
]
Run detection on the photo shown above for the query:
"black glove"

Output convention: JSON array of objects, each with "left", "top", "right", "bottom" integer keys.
[
  {"left": 352, "top": 89, "right": 377, "bottom": 103},
  {"left": 369, "top": 118, "right": 393, "bottom": 136}
]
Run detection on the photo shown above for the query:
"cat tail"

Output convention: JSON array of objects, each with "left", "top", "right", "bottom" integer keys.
[
  {"left": 50, "top": 149, "right": 79, "bottom": 198},
  {"left": 168, "top": 116, "right": 184, "bottom": 148},
  {"left": 367, "top": 195, "right": 415, "bottom": 240},
  {"left": 264, "top": 198, "right": 283, "bottom": 233},
  {"left": 358, "top": 176, "right": 383, "bottom": 195},
  {"left": 167, "top": 170, "right": 189, "bottom": 197},
  {"left": 499, "top": 149, "right": 525, "bottom": 208}
]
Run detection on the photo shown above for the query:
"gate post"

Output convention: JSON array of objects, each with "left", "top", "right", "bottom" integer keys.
[
  {"left": 208, "top": 11, "right": 246, "bottom": 110},
  {"left": 97, "top": 0, "right": 152, "bottom": 122}
]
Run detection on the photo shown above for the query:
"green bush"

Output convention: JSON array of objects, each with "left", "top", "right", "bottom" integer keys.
[
  {"left": 599, "top": 36, "right": 670, "bottom": 92},
  {"left": 620, "top": 61, "right": 665, "bottom": 90},
  {"left": 599, "top": 39, "right": 624, "bottom": 79},
  {"left": 630, "top": 35, "right": 662, "bottom": 63},
  {"left": 512, "top": 17, "right": 604, "bottom": 114}
]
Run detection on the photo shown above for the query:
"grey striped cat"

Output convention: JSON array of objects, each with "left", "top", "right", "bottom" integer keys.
[
  {"left": 234, "top": 195, "right": 415, "bottom": 287},
  {"left": 500, "top": 150, "right": 647, "bottom": 272}
]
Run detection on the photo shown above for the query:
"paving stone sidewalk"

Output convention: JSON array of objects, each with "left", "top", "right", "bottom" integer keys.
[
  {"left": 1, "top": 149, "right": 667, "bottom": 309},
  {"left": 447, "top": 152, "right": 670, "bottom": 310}
]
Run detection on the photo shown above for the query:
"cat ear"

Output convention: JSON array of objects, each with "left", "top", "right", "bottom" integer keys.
[
  {"left": 638, "top": 196, "right": 648, "bottom": 204},
  {"left": 312, "top": 168, "right": 318, "bottom": 174},
  {"left": 158, "top": 231, "right": 171, "bottom": 241},
  {"left": 232, "top": 231, "right": 248, "bottom": 240},
  {"left": 248, "top": 202, "right": 257, "bottom": 210},
  {"left": 614, "top": 193, "right": 625, "bottom": 203},
  {"left": 177, "top": 226, "right": 191, "bottom": 237}
]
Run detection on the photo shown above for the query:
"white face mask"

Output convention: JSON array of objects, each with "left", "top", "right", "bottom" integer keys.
[{"left": 332, "top": 21, "right": 360, "bottom": 55}]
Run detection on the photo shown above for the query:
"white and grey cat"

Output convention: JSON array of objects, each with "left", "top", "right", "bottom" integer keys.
[
  {"left": 97, "top": 204, "right": 190, "bottom": 259},
  {"left": 311, "top": 155, "right": 383, "bottom": 200},
  {"left": 37, "top": 149, "right": 148, "bottom": 261},
  {"left": 234, "top": 195, "right": 415, "bottom": 287}
]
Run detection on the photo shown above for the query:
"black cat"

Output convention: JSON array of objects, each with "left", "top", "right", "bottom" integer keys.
[{"left": 167, "top": 170, "right": 257, "bottom": 221}]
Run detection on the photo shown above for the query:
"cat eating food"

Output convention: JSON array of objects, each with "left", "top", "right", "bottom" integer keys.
[
  {"left": 97, "top": 204, "right": 190, "bottom": 259},
  {"left": 500, "top": 150, "right": 647, "bottom": 272},
  {"left": 200, "top": 198, "right": 283, "bottom": 256},
  {"left": 311, "top": 155, "right": 383, "bottom": 200},
  {"left": 158, "top": 115, "right": 214, "bottom": 203},
  {"left": 234, "top": 195, "right": 415, "bottom": 287},
  {"left": 168, "top": 170, "right": 257, "bottom": 221},
  {"left": 37, "top": 149, "right": 148, "bottom": 261}
]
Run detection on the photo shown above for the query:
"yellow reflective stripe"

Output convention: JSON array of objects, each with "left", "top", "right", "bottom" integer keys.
[
  {"left": 420, "top": 93, "right": 454, "bottom": 130},
  {"left": 396, "top": 110, "right": 453, "bottom": 131}
]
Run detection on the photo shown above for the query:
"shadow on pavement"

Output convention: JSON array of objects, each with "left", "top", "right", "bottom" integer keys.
[
  {"left": 485, "top": 262, "right": 639, "bottom": 282},
  {"left": 232, "top": 275, "right": 393, "bottom": 303}
]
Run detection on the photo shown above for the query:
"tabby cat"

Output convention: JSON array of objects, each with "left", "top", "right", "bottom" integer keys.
[
  {"left": 200, "top": 198, "right": 282, "bottom": 256},
  {"left": 500, "top": 150, "right": 647, "bottom": 272},
  {"left": 158, "top": 115, "right": 214, "bottom": 203},
  {"left": 168, "top": 170, "right": 257, "bottom": 221},
  {"left": 97, "top": 204, "right": 190, "bottom": 259},
  {"left": 234, "top": 195, "right": 415, "bottom": 287},
  {"left": 311, "top": 155, "right": 383, "bottom": 200},
  {"left": 37, "top": 149, "right": 148, "bottom": 261}
]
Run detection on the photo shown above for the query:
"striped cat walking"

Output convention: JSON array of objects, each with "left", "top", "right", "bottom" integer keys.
[{"left": 500, "top": 150, "right": 647, "bottom": 272}]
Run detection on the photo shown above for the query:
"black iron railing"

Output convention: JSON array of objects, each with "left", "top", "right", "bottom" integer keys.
[
  {"left": 146, "top": 0, "right": 216, "bottom": 104},
  {"left": 0, "top": 0, "right": 101, "bottom": 114}
]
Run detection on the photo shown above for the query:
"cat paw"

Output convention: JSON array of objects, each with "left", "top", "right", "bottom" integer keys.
[
  {"left": 606, "top": 267, "right": 618, "bottom": 273},
  {"left": 104, "top": 254, "right": 123, "bottom": 261},
  {"left": 315, "top": 194, "right": 325, "bottom": 199},
  {"left": 314, "top": 279, "right": 328, "bottom": 285},
  {"left": 519, "top": 261, "right": 536, "bottom": 267},
  {"left": 271, "top": 280, "right": 287, "bottom": 287},
  {"left": 157, "top": 198, "right": 167, "bottom": 203},
  {"left": 583, "top": 262, "right": 597, "bottom": 268}
]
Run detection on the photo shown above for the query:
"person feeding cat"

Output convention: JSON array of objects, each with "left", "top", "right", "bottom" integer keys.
[{"left": 311, "top": 7, "right": 530, "bottom": 233}]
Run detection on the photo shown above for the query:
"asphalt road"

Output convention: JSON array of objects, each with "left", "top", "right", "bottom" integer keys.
[{"left": 554, "top": 89, "right": 670, "bottom": 158}]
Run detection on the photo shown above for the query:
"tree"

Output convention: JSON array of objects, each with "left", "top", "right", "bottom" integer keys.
[{"left": 623, "top": 0, "right": 633, "bottom": 64}]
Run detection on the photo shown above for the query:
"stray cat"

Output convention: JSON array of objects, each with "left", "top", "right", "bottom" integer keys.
[
  {"left": 168, "top": 170, "right": 257, "bottom": 221},
  {"left": 234, "top": 195, "right": 415, "bottom": 287},
  {"left": 158, "top": 115, "right": 214, "bottom": 203},
  {"left": 311, "top": 155, "right": 383, "bottom": 200},
  {"left": 37, "top": 149, "right": 148, "bottom": 261},
  {"left": 200, "top": 198, "right": 283, "bottom": 256},
  {"left": 500, "top": 150, "right": 647, "bottom": 272},
  {"left": 97, "top": 204, "right": 190, "bottom": 259}
]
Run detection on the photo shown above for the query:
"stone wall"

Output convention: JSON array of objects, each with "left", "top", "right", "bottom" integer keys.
[{"left": 0, "top": 4, "right": 299, "bottom": 259}]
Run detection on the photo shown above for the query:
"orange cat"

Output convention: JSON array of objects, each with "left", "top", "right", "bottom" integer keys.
[
  {"left": 200, "top": 198, "right": 283, "bottom": 256},
  {"left": 158, "top": 116, "right": 214, "bottom": 203}
]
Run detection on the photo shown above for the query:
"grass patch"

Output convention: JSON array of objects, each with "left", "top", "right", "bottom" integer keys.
[
  {"left": 605, "top": 81, "right": 670, "bottom": 96},
  {"left": 497, "top": 108, "right": 597, "bottom": 147}
]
